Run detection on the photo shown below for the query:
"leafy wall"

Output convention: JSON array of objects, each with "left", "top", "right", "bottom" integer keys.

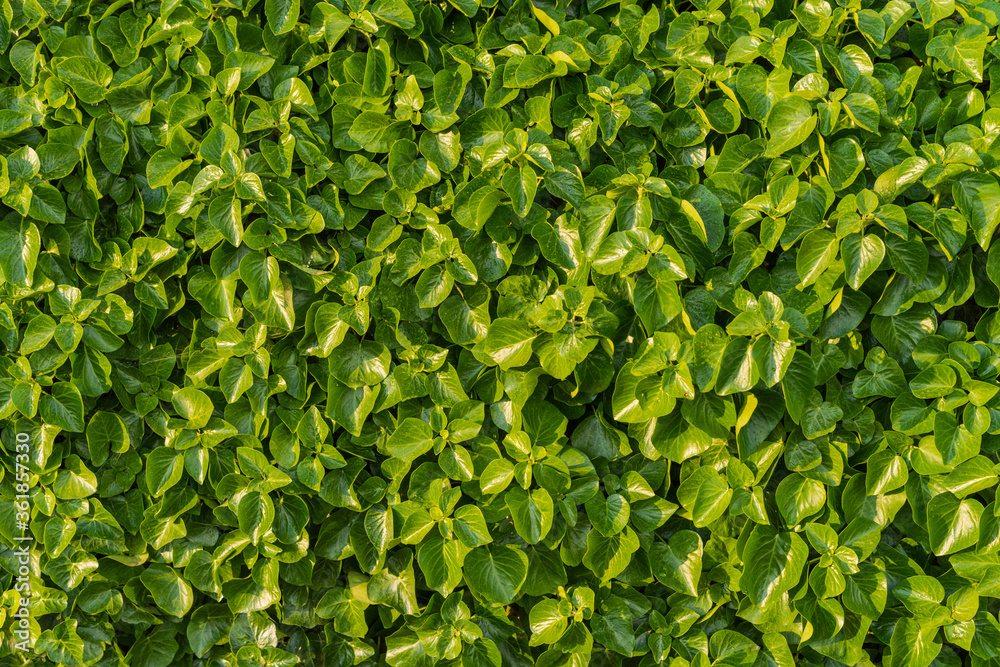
[{"left": 2, "top": 0, "right": 1000, "bottom": 666}]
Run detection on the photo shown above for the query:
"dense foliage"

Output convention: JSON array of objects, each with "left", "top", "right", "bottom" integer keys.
[{"left": 6, "top": 0, "right": 1000, "bottom": 665}]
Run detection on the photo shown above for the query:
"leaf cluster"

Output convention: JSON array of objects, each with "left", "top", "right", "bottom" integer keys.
[{"left": 4, "top": 0, "right": 1000, "bottom": 666}]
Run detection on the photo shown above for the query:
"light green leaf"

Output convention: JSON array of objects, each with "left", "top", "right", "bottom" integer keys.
[
  {"left": 650, "top": 529, "right": 702, "bottom": 596},
  {"left": 140, "top": 564, "right": 194, "bottom": 618},
  {"left": 765, "top": 96, "right": 817, "bottom": 158},
  {"left": 40, "top": 383, "right": 85, "bottom": 432},
  {"left": 927, "top": 492, "right": 983, "bottom": 556},
  {"left": 266, "top": 0, "right": 300, "bottom": 34},
  {"left": 740, "top": 526, "right": 808, "bottom": 609},
  {"left": 677, "top": 466, "right": 732, "bottom": 527},
  {"left": 473, "top": 318, "right": 537, "bottom": 370},
  {"left": 464, "top": 544, "right": 529, "bottom": 605},
  {"left": 506, "top": 487, "right": 554, "bottom": 544},
  {"left": 55, "top": 56, "right": 113, "bottom": 103},
  {"left": 146, "top": 447, "right": 185, "bottom": 498},
  {"left": 797, "top": 229, "right": 838, "bottom": 286},
  {"left": 842, "top": 233, "right": 884, "bottom": 290},
  {"left": 386, "top": 418, "right": 435, "bottom": 462},
  {"left": 0, "top": 219, "right": 40, "bottom": 287},
  {"left": 926, "top": 25, "right": 988, "bottom": 81}
]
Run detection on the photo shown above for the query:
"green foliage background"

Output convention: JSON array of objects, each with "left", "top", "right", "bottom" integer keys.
[{"left": 3, "top": 0, "right": 1000, "bottom": 665}]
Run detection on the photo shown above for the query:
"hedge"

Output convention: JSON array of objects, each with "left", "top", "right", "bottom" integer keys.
[{"left": 3, "top": 0, "right": 1000, "bottom": 666}]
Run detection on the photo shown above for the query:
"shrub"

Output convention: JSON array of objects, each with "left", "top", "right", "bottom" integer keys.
[{"left": 3, "top": 0, "right": 1000, "bottom": 665}]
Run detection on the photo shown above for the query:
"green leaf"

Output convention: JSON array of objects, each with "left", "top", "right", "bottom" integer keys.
[
  {"left": 775, "top": 473, "right": 826, "bottom": 525},
  {"left": 238, "top": 491, "right": 275, "bottom": 545},
  {"left": 199, "top": 124, "right": 240, "bottom": 166},
  {"left": 28, "top": 184, "right": 66, "bottom": 224},
  {"left": 146, "top": 447, "right": 185, "bottom": 498},
  {"left": 317, "top": 587, "right": 370, "bottom": 635},
  {"left": 909, "top": 364, "right": 956, "bottom": 399},
  {"left": 740, "top": 526, "right": 808, "bottom": 608},
  {"left": 439, "top": 503, "right": 483, "bottom": 547},
  {"left": 842, "top": 233, "right": 884, "bottom": 290},
  {"left": 327, "top": 380, "right": 377, "bottom": 437},
  {"left": 715, "top": 337, "right": 755, "bottom": 397},
  {"left": 389, "top": 139, "right": 441, "bottom": 192},
  {"left": 220, "top": 358, "right": 254, "bottom": 403},
  {"left": 371, "top": 0, "right": 415, "bottom": 28},
  {"left": 953, "top": 172, "right": 1000, "bottom": 249},
  {"left": 842, "top": 93, "right": 880, "bottom": 133},
  {"left": 794, "top": 0, "right": 833, "bottom": 36},
  {"left": 751, "top": 335, "right": 795, "bottom": 387},
  {"left": 40, "top": 383, "right": 85, "bottom": 432},
  {"left": 172, "top": 387, "right": 214, "bottom": 429},
  {"left": 344, "top": 154, "right": 386, "bottom": 194},
  {"left": 86, "top": 411, "right": 129, "bottom": 467},
  {"left": 473, "top": 318, "right": 537, "bottom": 370},
  {"left": 464, "top": 544, "right": 528, "bottom": 605},
  {"left": 585, "top": 493, "right": 630, "bottom": 537},
  {"left": 650, "top": 530, "right": 702, "bottom": 596},
  {"left": 528, "top": 598, "right": 569, "bottom": 646},
  {"left": 415, "top": 264, "right": 454, "bottom": 308},
  {"left": 506, "top": 486, "right": 554, "bottom": 544},
  {"left": 926, "top": 25, "right": 989, "bottom": 81},
  {"left": 801, "top": 392, "right": 843, "bottom": 439},
  {"left": 872, "top": 304, "right": 936, "bottom": 361},
  {"left": 583, "top": 526, "right": 640, "bottom": 581},
  {"left": 35, "top": 619, "right": 85, "bottom": 667},
  {"left": 225, "top": 51, "right": 275, "bottom": 91},
  {"left": 222, "top": 571, "right": 281, "bottom": 615},
  {"left": 853, "top": 347, "right": 906, "bottom": 398},
  {"left": 927, "top": 492, "right": 983, "bottom": 556},
  {"left": 55, "top": 56, "right": 113, "bottom": 103},
  {"left": 239, "top": 252, "right": 280, "bottom": 304},
  {"left": 765, "top": 96, "right": 817, "bottom": 158},
  {"left": 368, "top": 550, "right": 417, "bottom": 614},
  {"left": 364, "top": 43, "right": 391, "bottom": 98},
  {"left": 865, "top": 449, "right": 908, "bottom": 495},
  {"left": 480, "top": 458, "right": 515, "bottom": 494},
  {"left": 417, "top": 536, "right": 467, "bottom": 595},
  {"left": 70, "top": 345, "right": 112, "bottom": 397},
  {"left": 677, "top": 466, "right": 732, "bottom": 527},
  {"left": 440, "top": 292, "right": 490, "bottom": 345},
  {"left": 330, "top": 337, "right": 391, "bottom": 388},
  {"left": 433, "top": 68, "right": 469, "bottom": 116},
  {"left": 386, "top": 418, "right": 435, "bottom": 462},
  {"left": 140, "top": 563, "right": 194, "bottom": 617},
  {"left": 124, "top": 627, "right": 179, "bottom": 667},
  {"left": 0, "top": 219, "right": 40, "bottom": 287},
  {"left": 209, "top": 195, "right": 243, "bottom": 246},
  {"left": 890, "top": 617, "right": 942, "bottom": 667},
  {"left": 502, "top": 163, "right": 538, "bottom": 218},
  {"left": 782, "top": 351, "right": 817, "bottom": 424},
  {"left": 53, "top": 455, "right": 97, "bottom": 499},
  {"left": 796, "top": 229, "right": 838, "bottom": 286},
  {"left": 188, "top": 269, "right": 236, "bottom": 320},
  {"left": 916, "top": 0, "right": 953, "bottom": 26},
  {"left": 187, "top": 605, "right": 234, "bottom": 658},
  {"left": 266, "top": 0, "right": 300, "bottom": 34},
  {"left": 827, "top": 137, "right": 865, "bottom": 191},
  {"left": 843, "top": 563, "right": 888, "bottom": 618}
]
